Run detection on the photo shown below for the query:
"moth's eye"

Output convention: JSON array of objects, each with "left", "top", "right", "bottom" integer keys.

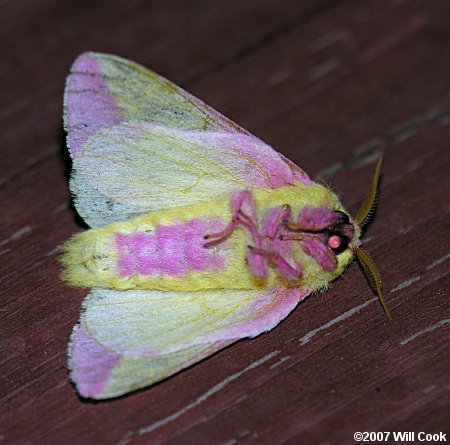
[
  {"left": 335, "top": 211, "right": 350, "bottom": 226},
  {"left": 328, "top": 234, "right": 348, "bottom": 254}
]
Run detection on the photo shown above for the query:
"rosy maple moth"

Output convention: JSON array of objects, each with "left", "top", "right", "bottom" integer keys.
[{"left": 61, "top": 52, "right": 389, "bottom": 399}]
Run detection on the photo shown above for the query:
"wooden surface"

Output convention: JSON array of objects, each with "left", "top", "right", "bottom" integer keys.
[{"left": 1, "top": 1, "right": 449, "bottom": 444}]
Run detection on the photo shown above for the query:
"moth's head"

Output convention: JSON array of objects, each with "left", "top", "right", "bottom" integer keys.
[
  {"left": 323, "top": 209, "right": 361, "bottom": 255},
  {"left": 285, "top": 158, "right": 390, "bottom": 318}
]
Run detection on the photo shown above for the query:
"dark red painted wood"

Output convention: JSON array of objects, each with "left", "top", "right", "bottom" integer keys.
[{"left": 0, "top": 1, "right": 448, "bottom": 444}]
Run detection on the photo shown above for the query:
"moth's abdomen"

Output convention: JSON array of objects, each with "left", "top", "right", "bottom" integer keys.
[{"left": 61, "top": 201, "right": 255, "bottom": 291}]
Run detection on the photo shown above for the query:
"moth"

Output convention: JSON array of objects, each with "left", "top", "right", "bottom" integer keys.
[{"left": 62, "top": 52, "right": 389, "bottom": 399}]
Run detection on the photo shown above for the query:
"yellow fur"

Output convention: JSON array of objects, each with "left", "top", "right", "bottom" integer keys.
[{"left": 61, "top": 181, "right": 356, "bottom": 292}]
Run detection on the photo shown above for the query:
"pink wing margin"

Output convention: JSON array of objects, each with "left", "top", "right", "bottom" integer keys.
[
  {"left": 64, "top": 54, "right": 122, "bottom": 159},
  {"left": 68, "top": 287, "right": 311, "bottom": 399},
  {"left": 64, "top": 52, "right": 311, "bottom": 187}
]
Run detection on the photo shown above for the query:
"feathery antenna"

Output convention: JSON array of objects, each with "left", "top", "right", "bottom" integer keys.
[{"left": 356, "top": 157, "right": 382, "bottom": 229}]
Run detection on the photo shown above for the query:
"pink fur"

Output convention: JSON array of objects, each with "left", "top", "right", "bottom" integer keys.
[
  {"left": 203, "top": 190, "right": 255, "bottom": 247},
  {"left": 263, "top": 206, "right": 291, "bottom": 239},
  {"left": 117, "top": 218, "right": 226, "bottom": 278},
  {"left": 247, "top": 250, "right": 267, "bottom": 278},
  {"left": 247, "top": 203, "right": 303, "bottom": 279},
  {"left": 205, "top": 193, "right": 344, "bottom": 280},
  {"left": 297, "top": 206, "right": 339, "bottom": 230},
  {"left": 300, "top": 238, "right": 337, "bottom": 270},
  {"left": 205, "top": 193, "right": 305, "bottom": 280}
]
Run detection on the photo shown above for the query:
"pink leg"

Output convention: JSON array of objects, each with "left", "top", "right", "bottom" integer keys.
[
  {"left": 203, "top": 219, "right": 239, "bottom": 248},
  {"left": 204, "top": 194, "right": 302, "bottom": 280},
  {"left": 246, "top": 247, "right": 268, "bottom": 278},
  {"left": 248, "top": 246, "right": 303, "bottom": 280},
  {"left": 256, "top": 205, "right": 301, "bottom": 279},
  {"left": 238, "top": 210, "right": 270, "bottom": 277},
  {"left": 203, "top": 190, "right": 269, "bottom": 277},
  {"left": 262, "top": 204, "right": 291, "bottom": 239},
  {"left": 237, "top": 211, "right": 261, "bottom": 247},
  {"left": 284, "top": 206, "right": 341, "bottom": 232},
  {"left": 279, "top": 232, "right": 322, "bottom": 242},
  {"left": 203, "top": 190, "right": 255, "bottom": 247}
]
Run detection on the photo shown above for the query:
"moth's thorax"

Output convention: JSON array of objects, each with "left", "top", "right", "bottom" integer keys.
[{"left": 61, "top": 182, "right": 355, "bottom": 292}]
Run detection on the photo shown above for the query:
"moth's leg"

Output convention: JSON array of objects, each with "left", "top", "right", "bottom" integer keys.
[
  {"left": 284, "top": 221, "right": 315, "bottom": 231},
  {"left": 277, "top": 204, "right": 329, "bottom": 232},
  {"left": 231, "top": 211, "right": 268, "bottom": 278},
  {"left": 244, "top": 204, "right": 296, "bottom": 279},
  {"left": 248, "top": 246, "right": 303, "bottom": 280},
  {"left": 279, "top": 232, "right": 321, "bottom": 242},
  {"left": 237, "top": 211, "right": 261, "bottom": 247},
  {"left": 262, "top": 204, "right": 292, "bottom": 239},
  {"left": 284, "top": 206, "right": 340, "bottom": 232},
  {"left": 246, "top": 246, "right": 268, "bottom": 278},
  {"left": 280, "top": 232, "right": 336, "bottom": 271},
  {"left": 204, "top": 189, "right": 267, "bottom": 276},
  {"left": 203, "top": 190, "right": 255, "bottom": 247},
  {"left": 203, "top": 221, "right": 238, "bottom": 247}
]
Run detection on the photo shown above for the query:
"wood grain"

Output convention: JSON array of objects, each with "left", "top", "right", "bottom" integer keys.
[{"left": 0, "top": 0, "right": 448, "bottom": 444}]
